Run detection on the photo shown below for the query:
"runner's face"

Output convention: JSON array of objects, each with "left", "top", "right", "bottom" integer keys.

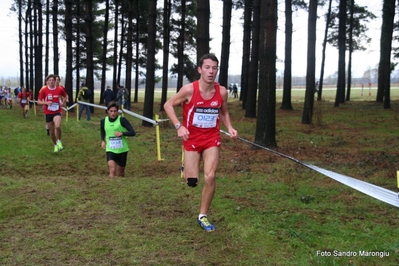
[
  {"left": 47, "top": 77, "right": 55, "bottom": 87},
  {"left": 108, "top": 107, "right": 118, "bottom": 119},
  {"left": 55, "top": 78, "right": 60, "bottom": 85},
  {"left": 198, "top": 59, "right": 219, "bottom": 83}
]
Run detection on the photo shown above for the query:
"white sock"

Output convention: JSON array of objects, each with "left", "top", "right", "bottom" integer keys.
[{"left": 198, "top": 214, "right": 207, "bottom": 220}]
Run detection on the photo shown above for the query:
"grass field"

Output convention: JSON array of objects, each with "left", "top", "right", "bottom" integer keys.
[{"left": 1, "top": 88, "right": 399, "bottom": 265}]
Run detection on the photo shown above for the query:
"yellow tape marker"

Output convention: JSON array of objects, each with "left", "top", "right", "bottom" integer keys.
[{"left": 397, "top": 171, "right": 399, "bottom": 189}]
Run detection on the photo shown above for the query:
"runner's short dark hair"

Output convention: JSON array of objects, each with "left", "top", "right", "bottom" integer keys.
[{"left": 198, "top": 53, "right": 219, "bottom": 67}]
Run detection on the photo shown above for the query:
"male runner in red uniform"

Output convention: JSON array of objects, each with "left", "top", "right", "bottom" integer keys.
[
  {"left": 17, "top": 87, "right": 30, "bottom": 118},
  {"left": 164, "top": 53, "right": 238, "bottom": 232},
  {"left": 37, "top": 74, "right": 68, "bottom": 152}
]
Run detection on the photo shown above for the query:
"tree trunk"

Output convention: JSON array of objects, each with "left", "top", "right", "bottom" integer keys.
[
  {"left": 52, "top": 0, "right": 59, "bottom": 77},
  {"left": 125, "top": 0, "right": 133, "bottom": 109},
  {"left": 280, "top": 0, "right": 293, "bottom": 110},
  {"left": 177, "top": 0, "right": 186, "bottom": 92},
  {"left": 65, "top": 0, "right": 74, "bottom": 104},
  {"left": 196, "top": 0, "right": 210, "bottom": 64},
  {"left": 45, "top": 0, "right": 49, "bottom": 77},
  {"left": 112, "top": 0, "right": 119, "bottom": 96},
  {"left": 334, "top": 0, "right": 346, "bottom": 107},
  {"left": 100, "top": 0, "right": 110, "bottom": 105},
  {"left": 143, "top": 0, "right": 157, "bottom": 126},
  {"left": 24, "top": 3, "right": 30, "bottom": 90},
  {"left": 301, "top": 0, "right": 317, "bottom": 124},
  {"left": 377, "top": 0, "right": 396, "bottom": 108},
  {"left": 34, "top": 0, "right": 43, "bottom": 93},
  {"left": 255, "top": 0, "right": 277, "bottom": 148},
  {"left": 75, "top": 2, "right": 81, "bottom": 99},
  {"left": 240, "top": 0, "right": 252, "bottom": 108},
  {"left": 117, "top": 10, "right": 125, "bottom": 87},
  {"left": 134, "top": 0, "right": 140, "bottom": 103},
  {"left": 160, "top": 0, "right": 172, "bottom": 111},
  {"left": 218, "top": 0, "right": 232, "bottom": 88},
  {"left": 18, "top": 0, "right": 24, "bottom": 87},
  {"left": 345, "top": 0, "right": 354, "bottom": 102},
  {"left": 84, "top": 0, "right": 95, "bottom": 110},
  {"left": 317, "top": 0, "right": 332, "bottom": 101},
  {"left": 29, "top": 0, "right": 34, "bottom": 97},
  {"left": 245, "top": 0, "right": 260, "bottom": 118}
]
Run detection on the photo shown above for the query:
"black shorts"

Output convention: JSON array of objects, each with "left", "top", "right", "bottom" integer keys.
[
  {"left": 45, "top": 113, "right": 61, "bottom": 123},
  {"left": 106, "top": 151, "right": 128, "bottom": 167}
]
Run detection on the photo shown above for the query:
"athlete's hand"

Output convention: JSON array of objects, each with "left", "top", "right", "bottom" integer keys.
[
  {"left": 177, "top": 126, "right": 189, "bottom": 141},
  {"left": 228, "top": 127, "right": 238, "bottom": 139},
  {"left": 114, "top": 132, "right": 123, "bottom": 137},
  {"left": 101, "top": 141, "right": 105, "bottom": 149}
]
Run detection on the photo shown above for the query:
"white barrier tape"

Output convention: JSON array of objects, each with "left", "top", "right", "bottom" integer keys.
[
  {"left": 77, "top": 101, "right": 157, "bottom": 125},
  {"left": 77, "top": 101, "right": 106, "bottom": 110},
  {"left": 220, "top": 130, "right": 399, "bottom": 208},
  {"left": 303, "top": 163, "right": 399, "bottom": 208},
  {"left": 157, "top": 118, "right": 170, "bottom": 123},
  {"left": 67, "top": 102, "right": 78, "bottom": 109},
  {"left": 123, "top": 109, "right": 158, "bottom": 125}
]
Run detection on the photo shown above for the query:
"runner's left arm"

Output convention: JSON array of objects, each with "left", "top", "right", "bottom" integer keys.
[{"left": 120, "top": 117, "right": 136, "bottom": 137}]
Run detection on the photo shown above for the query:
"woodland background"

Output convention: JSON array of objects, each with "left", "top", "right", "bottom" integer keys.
[{"left": 4, "top": 0, "right": 399, "bottom": 146}]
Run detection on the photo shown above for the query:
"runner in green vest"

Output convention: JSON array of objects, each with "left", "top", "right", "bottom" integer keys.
[{"left": 100, "top": 101, "right": 136, "bottom": 177}]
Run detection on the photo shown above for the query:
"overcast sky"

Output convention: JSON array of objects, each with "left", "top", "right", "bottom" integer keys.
[{"left": 0, "top": 0, "right": 383, "bottom": 82}]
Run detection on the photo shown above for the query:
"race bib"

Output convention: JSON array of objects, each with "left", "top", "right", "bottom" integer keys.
[
  {"left": 109, "top": 137, "right": 123, "bottom": 149},
  {"left": 48, "top": 102, "right": 59, "bottom": 111},
  {"left": 192, "top": 107, "right": 219, "bottom": 128},
  {"left": 21, "top": 99, "right": 27, "bottom": 104}
]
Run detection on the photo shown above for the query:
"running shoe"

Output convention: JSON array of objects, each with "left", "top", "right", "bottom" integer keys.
[
  {"left": 57, "top": 140, "right": 64, "bottom": 151},
  {"left": 197, "top": 216, "right": 215, "bottom": 232},
  {"left": 54, "top": 145, "right": 59, "bottom": 153}
]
